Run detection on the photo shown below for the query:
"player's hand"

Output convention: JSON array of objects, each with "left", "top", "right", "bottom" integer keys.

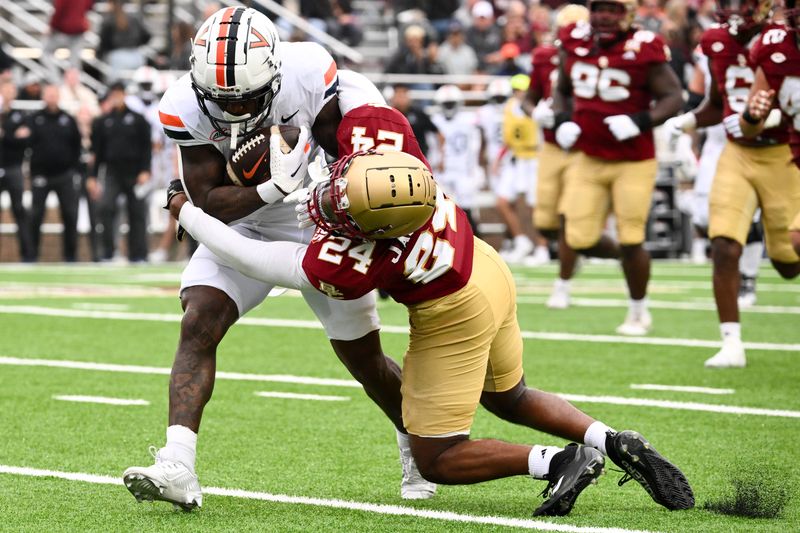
[
  {"left": 307, "top": 153, "right": 331, "bottom": 183},
  {"left": 555, "top": 121, "right": 581, "bottom": 150},
  {"left": 747, "top": 89, "right": 775, "bottom": 122},
  {"left": 167, "top": 191, "right": 188, "bottom": 221},
  {"left": 164, "top": 179, "right": 187, "bottom": 240},
  {"left": 283, "top": 187, "right": 315, "bottom": 229},
  {"left": 662, "top": 112, "right": 697, "bottom": 146},
  {"left": 604, "top": 114, "right": 641, "bottom": 141},
  {"left": 269, "top": 125, "right": 311, "bottom": 195},
  {"left": 722, "top": 114, "right": 744, "bottom": 138},
  {"left": 533, "top": 100, "right": 555, "bottom": 129}
]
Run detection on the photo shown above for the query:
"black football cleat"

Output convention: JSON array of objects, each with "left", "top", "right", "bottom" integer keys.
[
  {"left": 606, "top": 430, "right": 694, "bottom": 510},
  {"left": 533, "top": 444, "right": 605, "bottom": 517}
]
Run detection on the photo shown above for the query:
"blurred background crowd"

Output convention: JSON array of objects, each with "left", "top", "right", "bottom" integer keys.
[{"left": 0, "top": 0, "right": 717, "bottom": 263}]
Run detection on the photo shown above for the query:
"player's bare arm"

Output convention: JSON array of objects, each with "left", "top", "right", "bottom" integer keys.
[
  {"left": 693, "top": 67, "right": 725, "bottom": 127},
  {"left": 739, "top": 66, "right": 775, "bottom": 137},
  {"left": 551, "top": 51, "right": 573, "bottom": 119},
  {"left": 312, "top": 96, "right": 343, "bottom": 156},
  {"left": 645, "top": 62, "right": 684, "bottom": 126},
  {"left": 180, "top": 144, "right": 265, "bottom": 224}
]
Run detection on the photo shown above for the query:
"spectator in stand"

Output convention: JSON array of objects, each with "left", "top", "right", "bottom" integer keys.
[
  {"left": 502, "top": 0, "right": 536, "bottom": 54},
  {"left": 88, "top": 82, "right": 151, "bottom": 263},
  {"left": 385, "top": 25, "right": 444, "bottom": 76},
  {"left": 18, "top": 73, "right": 43, "bottom": 101},
  {"left": 26, "top": 83, "right": 82, "bottom": 262},
  {"left": 466, "top": 1, "right": 503, "bottom": 72},
  {"left": 636, "top": 0, "right": 667, "bottom": 34},
  {"left": 98, "top": 0, "right": 151, "bottom": 79},
  {"left": 59, "top": 68, "right": 100, "bottom": 117},
  {"left": 438, "top": 21, "right": 479, "bottom": 75},
  {"left": 0, "top": 81, "right": 34, "bottom": 262},
  {"left": 75, "top": 103, "right": 101, "bottom": 262},
  {"left": 423, "top": 0, "right": 461, "bottom": 42},
  {"left": 527, "top": 4, "right": 554, "bottom": 48},
  {"left": 329, "top": 0, "right": 363, "bottom": 47},
  {"left": 164, "top": 21, "right": 194, "bottom": 72},
  {"left": 389, "top": 83, "right": 444, "bottom": 165},
  {"left": 0, "top": 47, "right": 13, "bottom": 82},
  {"left": 43, "top": 0, "right": 94, "bottom": 77},
  {"left": 494, "top": 42, "right": 526, "bottom": 76}
]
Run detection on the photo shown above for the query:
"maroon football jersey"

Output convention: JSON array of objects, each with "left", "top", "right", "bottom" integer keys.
[
  {"left": 336, "top": 103, "right": 431, "bottom": 170},
  {"left": 531, "top": 44, "right": 560, "bottom": 145},
  {"left": 560, "top": 22, "right": 669, "bottom": 161},
  {"left": 700, "top": 25, "right": 789, "bottom": 145},
  {"left": 302, "top": 191, "right": 475, "bottom": 304},
  {"left": 750, "top": 23, "right": 800, "bottom": 166},
  {"left": 302, "top": 104, "right": 475, "bottom": 304}
]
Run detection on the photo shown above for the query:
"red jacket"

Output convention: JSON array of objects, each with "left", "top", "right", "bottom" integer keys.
[{"left": 50, "top": 0, "right": 94, "bottom": 35}]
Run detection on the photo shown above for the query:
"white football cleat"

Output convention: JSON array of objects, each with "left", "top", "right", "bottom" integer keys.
[
  {"left": 123, "top": 447, "right": 202, "bottom": 511},
  {"left": 546, "top": 282, "right": 570, "bottom": 309},
  {"left": 523, "top": 246, "right": 551, "bottom": 267},
  {"left": 396, "top": 430, "right": 436, "bottom": 500},
  {"left": 704, "top": 338, "right": 746, "bottom": 368},
  {"left": 501, "top": 236, "right": 535, "bottom": 265},
  {"left": 615, "top": 309, "right": 652, "bottom": 336}
]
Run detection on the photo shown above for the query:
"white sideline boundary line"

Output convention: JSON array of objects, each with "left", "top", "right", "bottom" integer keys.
[
  {"left": 255, "top": 391, "right": 350, "bottom": 402},
  {"left": 52, "top": 395, "right": 150, "bottom": 406},
  {"left": 516, "top": 296, "right": 800, "bottom": 315},
  {"left": 0, "top": 465, "right": 656, "bottom": 533},
  {"left": 1, "top": 304, "right": 799, "bottom": 352},
  {"left": 557, "top": 394, "right": 800, "bottom": 418},
  {"left": 513, "top": 277, "right": 800, "bottom": 294},
  {"left": 629, "top": 384, "right": 735, "bottom": 395},
  {"left": 3, "top": 357, "right": 799, "bottom": 419}
]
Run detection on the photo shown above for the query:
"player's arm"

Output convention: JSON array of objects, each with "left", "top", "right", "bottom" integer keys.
[
  {"left": 170, "top": 190, "right": 312, "bottom": 291},
  {"left": 690, "top": 66, "right": 724, "bottom": 128},
  {"left": 551, "top": 51, "right": 573, "bottom": 120},
  {"left": 180, "top": 144, "right": 266, "bottom": 223},
  {"left": 312, "top": 96, "right": 343, "bottom": 156},
  {"left": 738, "top": 66, "right": 775, "bottom": 138},
  {"left": 644, "top": 62, "right": 683, "bottom": 127}
]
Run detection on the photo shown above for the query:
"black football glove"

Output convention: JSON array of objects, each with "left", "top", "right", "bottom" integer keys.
[{"left": 164, "top": 179, "right": 187, "bottom": 242}]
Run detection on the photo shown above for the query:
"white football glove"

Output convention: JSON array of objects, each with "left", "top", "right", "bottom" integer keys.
[
  {"left": 662, "top": 112, "right": 697, "bottom": 146},
  {"left": 722, "top": 114, "right": 744, "bottom": 138},
  {"left": 283, "top": 187, "right": 315, "bottom": 229},
  {"left": 532, "top": 100, "right": 555, "bottom": 129},
  {"left": 307, "top": 153, "right": 331, "bottom": 183},
  {"left": 256, "top": 125, "right": 311, "bottom": 204},
  {"left": 603, "top": 114, "right": 641, "bottom": 141},
  {"left": 555, "top": 121, "right": 581, "bottom": 150},
  {"left": 763, "top": 108, "right": 782, "bottom": 129}
]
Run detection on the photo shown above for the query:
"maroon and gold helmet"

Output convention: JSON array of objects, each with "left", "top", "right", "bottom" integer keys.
[
  {"left": 715, "top": 0, "right": 773, "bottom": 34},
  {"left": 307, "top": 150, "right": 437, "bottom": 240}
]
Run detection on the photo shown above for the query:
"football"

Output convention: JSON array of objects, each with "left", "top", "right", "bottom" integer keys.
[{"left": 226, "top": 125, "right": 301, "bottom": 187}]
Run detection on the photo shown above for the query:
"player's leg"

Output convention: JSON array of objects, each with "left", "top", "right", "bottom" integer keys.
[
  {"left": 737, "top": 219, "right": 763, "bottom": 308},
  {"left": 404, "top": 240, "right": 602, "bottom": 515},
  {"left": 495, "top": 160, "right": 533, "bottom": 263},
  {"left": 563, "top": 154, "right": 618, "bottom": 258},
  {"left": 124, "top": 237, "right": 272, "bottom": 510},
  {"left": 792, "top": 210, "right": 800, "bottom": 257},
  {"left": 706, "top": 143, "right": 758, "bottom": 368},
  {"left": 610, "top": 159, "right": 657, "bottom": 336},
  {"left": 521, "top": 157, "right": 550, "bottom": 266}
]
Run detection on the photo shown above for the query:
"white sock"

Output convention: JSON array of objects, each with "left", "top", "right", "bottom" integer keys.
[
  {"left": 554, "top": 278, "right": 571, "bottom": 291},
  {"left": 583, "top": 421, "right": 614, "bottom": 455},
  {"left": 528, "top": 445, "right": 562, "bottom": 479},
  {"left": 396, "top": 429, "right": 410, "bottom": 450},
  {"left": 629, "top": 297, "right": 648, "bottom": 316},
  {"left": 739, "top": 241, "right": 763, "bottom": 278},
  {"left": 161, "top": 425, "right": 198, "bottom": 472},
  {"left": 720, "top": 322, "right": 741, "bottom": 342}
]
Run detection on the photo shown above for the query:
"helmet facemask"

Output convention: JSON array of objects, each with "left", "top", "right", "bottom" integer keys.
[{"left": 715, "top": 0, "right": 773, "bottom": 36}]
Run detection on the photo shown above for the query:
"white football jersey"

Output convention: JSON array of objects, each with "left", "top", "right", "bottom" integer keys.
[
  {"left": 158, "top": 41, "right": 340, "bottom": 161},
  {"left": 475, "top": 103, "right": 505, "bottom": 162},
  {"left": 431, "top": 111, "right": 481, "bottom": 176}
]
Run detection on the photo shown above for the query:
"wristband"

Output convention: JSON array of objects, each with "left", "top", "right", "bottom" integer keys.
[
  {"left": 553, "top": 111, "right": 572, "bottom": 130},
  {"left": 630, "top": 111, "right": 653, "bottom": 132},
  {"left": 742, "top": 108, "right": 761, "bottom": 125}
]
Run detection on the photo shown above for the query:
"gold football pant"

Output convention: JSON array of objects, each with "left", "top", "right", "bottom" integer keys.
[
  {"left": 534, "top": 142, "right": 576, "bottom": 231},
  {"left": 562, "top": 153, "right": 657, "bottom": 249},
  {"left": 402, "top": 239, "right": 524, "bottom": 437},
  {"left": 709, "top": 142, "right": 800, "bottom": 263}
]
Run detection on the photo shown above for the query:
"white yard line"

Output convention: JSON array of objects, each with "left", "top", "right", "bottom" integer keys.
[
  {"left": 2, "top": 304, "right": 799, "bottom": 352},
  {"left": 52, "top": 395, "right": 149, "bottom": 406},
  {"left": 255, "top": 391, "right": 350, "bottom": 402},
  {"left": 557, "top": 394, "right": 800, "bottom": 418},
  {"left": 0, "top": 464, "right": 656, "bottom": 533},
  {"left": 513, "top": 277, "right": 800, "bottom": 294},
  {"left": 71, "top": 303, "right": 132, "bottom": 312},
  {"left": 3, "top": 356, "right": 798, "bottom": 419},
  {"left": 629, "top": 384, "right": 735, "bottom": 395},
  {"left": 516, "top": 296, "right": 800, "bottom": 315}
]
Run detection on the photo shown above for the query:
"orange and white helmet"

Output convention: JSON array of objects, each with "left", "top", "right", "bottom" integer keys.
[
  {"left": 486, "top": 78, "right": 511, "bottom": 104},
  {"left": 190, "top": 6, "right": 282, "bottom": 143},
  {"left": 435, "top": 84, "right": 464, "bottom": 119},
  {"left": 589, "top": 0, "right": 637, "bottom": 42}
]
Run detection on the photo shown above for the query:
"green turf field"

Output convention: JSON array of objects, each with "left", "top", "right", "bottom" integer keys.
[{"left": 1, "top": 261, "right": 798, "bottom": 532}]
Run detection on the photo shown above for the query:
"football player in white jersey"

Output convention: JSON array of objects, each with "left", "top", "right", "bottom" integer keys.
[
  {"left": 431, "top": 85, "right": 484, "bottom": 233},
  {"left": 123, "top": 7, "right": 434, "bottom": 510}
]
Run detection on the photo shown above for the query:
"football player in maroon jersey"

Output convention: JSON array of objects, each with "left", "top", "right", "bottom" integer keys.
[
  {"left": 664, "top": 0, "right": 800, "bottom": 368},
  {"left": 164, "top": 104, "right": 695, "bottom": 516},
  {"left": 552, "top": 0, "right": 684, "bottom": 336},
  {"left": 525, "top": 4, "right": 588, "bottom": 309},
  {"left": 737, "top": 0, "right": 800, "bottom": 256}
]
